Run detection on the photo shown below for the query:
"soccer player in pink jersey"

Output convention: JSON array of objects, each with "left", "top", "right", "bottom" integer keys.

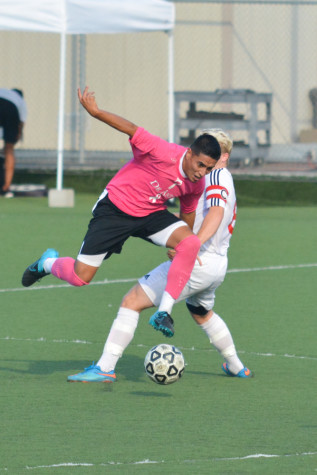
[
  {"left": 22, "top": 87, "right": 221, "bottom": 337},
  {"left": 67, "top": 129, "right": 252, "bottom": 383}
]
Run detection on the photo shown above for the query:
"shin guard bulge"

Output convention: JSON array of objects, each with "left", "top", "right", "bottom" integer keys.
[{"left": 165, "top": 234, "right": 201, "bottom": 300}]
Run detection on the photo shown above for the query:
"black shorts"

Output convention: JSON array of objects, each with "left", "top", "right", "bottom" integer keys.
[
  {"left": 0, "top": 98, "right": 20, "bottom": 144},
  {"left": 79, "top": 194, "right": 182, "bottom": 260}
]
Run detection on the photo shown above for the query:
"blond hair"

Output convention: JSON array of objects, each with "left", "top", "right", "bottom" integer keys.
[{"left": 202, "top": 128, "right": 233, "bottom": 155}]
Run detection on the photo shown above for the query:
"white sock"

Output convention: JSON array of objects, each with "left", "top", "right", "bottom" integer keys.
[
  {"left": 43, "top": 257, "right": 57, "bottom": 273},
  {"left": 199, "top": 312, "right": 244, "bottom": 374},
  {"left": 158, "top": 291, "right": 175, "bottom": 315},
  {"left": 97, "top": 307, "right": 139, "bottom": 372}
]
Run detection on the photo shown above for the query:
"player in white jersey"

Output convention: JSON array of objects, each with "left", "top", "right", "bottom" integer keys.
[{"left": 68, "top": 129, "right": 252, "bottom": 383}]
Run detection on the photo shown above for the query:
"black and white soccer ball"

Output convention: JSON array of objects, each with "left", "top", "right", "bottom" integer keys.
[{"left": 144, "top": 344, "right": 185, "bottom": 385}]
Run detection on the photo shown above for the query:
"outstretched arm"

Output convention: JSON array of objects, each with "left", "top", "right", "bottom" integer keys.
[{"left": 78, "top": 86, "right": 138, "bottom": 138}]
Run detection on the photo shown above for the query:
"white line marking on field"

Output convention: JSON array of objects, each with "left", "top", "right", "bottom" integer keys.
[
  {"left": 1, "top": 262, "right": 317, "bottom": 294},
  {"left": 0, "top": 278, "right": 137, "bottom": 293},
  {"left": 240, "top": 350, "right": 317, "bottom": 361},
  {"left": 18, "top": 451, "right": 317, "bottom": 470},
  {"left": 139, "top": 344, "right": 317, "bottom": 362},
  {"left": 0, "top": 336, "right": 92, "bottom": 344},
  {"left": 212, "top": 451, "right": 317, "bottom": 461},
  {"left": 1, "top": 337, "right": 316, "bottom": 361},
  {"left": 227, "top": 263, "right": 317, "bottom": 273}
]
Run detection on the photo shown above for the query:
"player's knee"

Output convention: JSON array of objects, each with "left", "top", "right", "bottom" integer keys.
[
  {"left": 121, "top": 284, "right": 152, "bottom": 312},
  {"left": 72, "top": 269, "right": 89, "bottom": 286},
  {"left": 121, "top": 283, "right": 142, "bottom": 309},
  {"left": 121, "top": 293, "right": 133, "bottom": 308},
  {"left": 186, "top": 302, "right": 209, "bottom": 316},
  {"left": 73, "top": 260, "right": 96, "bottom": 284}
]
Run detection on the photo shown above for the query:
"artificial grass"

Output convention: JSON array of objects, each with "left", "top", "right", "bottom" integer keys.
[{"left": 0, "top": 197, "right": 316, "bottom": 473}]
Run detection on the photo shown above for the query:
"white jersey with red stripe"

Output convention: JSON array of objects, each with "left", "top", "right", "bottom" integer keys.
[{"left": 193, "top": 168, "right": 237, "bottom": 257}]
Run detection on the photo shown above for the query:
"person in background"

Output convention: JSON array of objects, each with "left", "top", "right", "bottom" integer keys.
[{"left": 0, "top": 88, "right": 27, "bottom": 198}]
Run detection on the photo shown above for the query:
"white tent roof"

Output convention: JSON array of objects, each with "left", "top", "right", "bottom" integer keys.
[{"left": 0, "top": 0, "right": 175, "bottom": 34}]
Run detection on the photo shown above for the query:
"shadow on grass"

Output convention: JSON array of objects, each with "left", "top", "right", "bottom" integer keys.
[
  {"left": 130, "top": 391, "right": 171, "bottom": 397},
  {"left": 0, "top": 354, "right": 147, "bottom": 380},
  {"left": 0, "top": 359, "right": 93, "bottom": 375},
  {"left": 185, "top": 369, "right": 224, "bottom": 378},
  {"left": 116, "top": 354, "right": 146, "bottom": 382}
]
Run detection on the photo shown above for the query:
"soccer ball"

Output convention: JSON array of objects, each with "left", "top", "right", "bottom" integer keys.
[{"left": 144, "top": 344, "right": 185, "bottom": 385}]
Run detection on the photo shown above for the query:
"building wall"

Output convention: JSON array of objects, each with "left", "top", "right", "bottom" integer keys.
[{"left": 1, "top": 2, "right": 316, "bottom": 159}]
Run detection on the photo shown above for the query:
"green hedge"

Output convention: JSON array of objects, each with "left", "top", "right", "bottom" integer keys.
[
  {"left": 234, "top": 178, "right": 317, "bottom": 206},
  {"left": 14, "top": 169, "right": 317, "bottom": 206},
  {"left": 14, "top": 169, "right": 117, "bottom": 194}
]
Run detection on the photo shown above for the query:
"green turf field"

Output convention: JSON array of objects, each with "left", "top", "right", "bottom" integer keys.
[{"left": 1, "top": 195, "right": 316, "bottom": 474}]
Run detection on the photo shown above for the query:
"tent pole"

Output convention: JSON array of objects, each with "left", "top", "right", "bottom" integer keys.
[
  {"left": 79, "top": 34, "right": 86, "bottom": 164},
  {"left": 57, "top": 31, "right": 67, "bottom": 190},
  {"left": 167, "top": 29, "right": 174, "bottom": 143}
]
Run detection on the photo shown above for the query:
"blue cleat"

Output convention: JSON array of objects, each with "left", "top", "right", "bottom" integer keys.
[
  {"left": 149, "top": 311, "right": 174, "bottom": 338},
  {"left": 22, "top": 248, "right": 59, "bottom": 287},
  {"left": 222, "top": 362, "right": 253, "bottom": 378},
  {"left": 67, "top": 363, "right": 116, "bottom": 383}
]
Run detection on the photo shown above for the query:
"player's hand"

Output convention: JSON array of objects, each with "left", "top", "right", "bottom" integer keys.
[
  {"left": 167, "top": 249, "right": 176, "bottom": 261},
  {"left": 78, "top": 86, "right": 99, "bottom": 117},
  {"left": 196, "top": 256, "right": 202, "bottom": 266}
]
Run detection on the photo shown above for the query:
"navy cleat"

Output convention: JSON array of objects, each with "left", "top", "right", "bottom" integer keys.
[
  {"left": 149, "top": 311, "right": 174, "bottom": 337},
  {"left": 22, "top": 248, "right": 59, "bottom": 287}
]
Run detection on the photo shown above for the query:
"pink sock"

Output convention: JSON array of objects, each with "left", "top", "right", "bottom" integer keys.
[
  {"left": 165, "top": 234, "right": 201, "bottom": 299},
  {"left": 51, "top": 257, "right": 89, "bottom": 287}
]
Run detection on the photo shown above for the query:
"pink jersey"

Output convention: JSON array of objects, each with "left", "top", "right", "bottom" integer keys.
[{"left": 105, "top": 127, "right": 204, "bottom": 217}]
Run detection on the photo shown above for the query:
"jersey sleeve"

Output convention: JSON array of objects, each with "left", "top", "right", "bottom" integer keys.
[
  {"left": 205, "top": 168, "right": 231, "bottom": 209},
  {"left": 129, "top": 127, "right": 166, "bottom": 161}
]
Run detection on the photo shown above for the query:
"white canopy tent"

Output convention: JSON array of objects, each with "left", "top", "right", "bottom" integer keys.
[{"left": 0, "top": 0, "right": 175, "bottom": 190}]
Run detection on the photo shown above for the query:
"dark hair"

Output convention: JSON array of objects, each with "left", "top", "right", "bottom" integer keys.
[
  {"left": 11, "top": 88, "right": 24, "bottom": 98},
  {"left": 190, "top": 134, "right": 221, "bottom": 161}
]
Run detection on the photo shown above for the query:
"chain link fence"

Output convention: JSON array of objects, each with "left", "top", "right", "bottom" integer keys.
[
  {"left": 173, "top": 1, "right": 317, "bottom": 167},
  {"left": 1, "top": 1, "right": 317, "bottom": 170}
]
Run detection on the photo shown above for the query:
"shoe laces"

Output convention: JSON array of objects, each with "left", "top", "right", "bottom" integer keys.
[{"left": 84, "top": 362, "right": 99, "bottom": 371}]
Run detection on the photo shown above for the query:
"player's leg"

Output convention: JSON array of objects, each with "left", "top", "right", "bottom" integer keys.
[
  {"left": 1, "top": 100, "right": 19, "bottom": 194},
  {"left": 163, "top": 225, "right": 201, "bottom": 306},
  {"left": 148, "top": 224, "right": 201, "bottom": 337},
  {"left": 67, "top": 283, "right": 154, "bottom": 382},
  {"left": 21, "top": 195, "right": 126, "bottom": 287},
  {"left": 96, "top": 285, "right": 153, "bottom": 372},
  {"left": 187, "top": 303, "right": 252, "bottom": 378},
  {"left": 52, "top": 257, "right": 98, "bottom": 284},
  {"left": 21, "top": 250, "right": 100, "bottom": 287},
  {"left": 2, "top": 143, "right": 15, "bottom": 192}
]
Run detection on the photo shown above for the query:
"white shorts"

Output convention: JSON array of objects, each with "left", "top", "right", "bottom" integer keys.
[{"left": 139, "top": 252, "right": 228, "bottom": 312}]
